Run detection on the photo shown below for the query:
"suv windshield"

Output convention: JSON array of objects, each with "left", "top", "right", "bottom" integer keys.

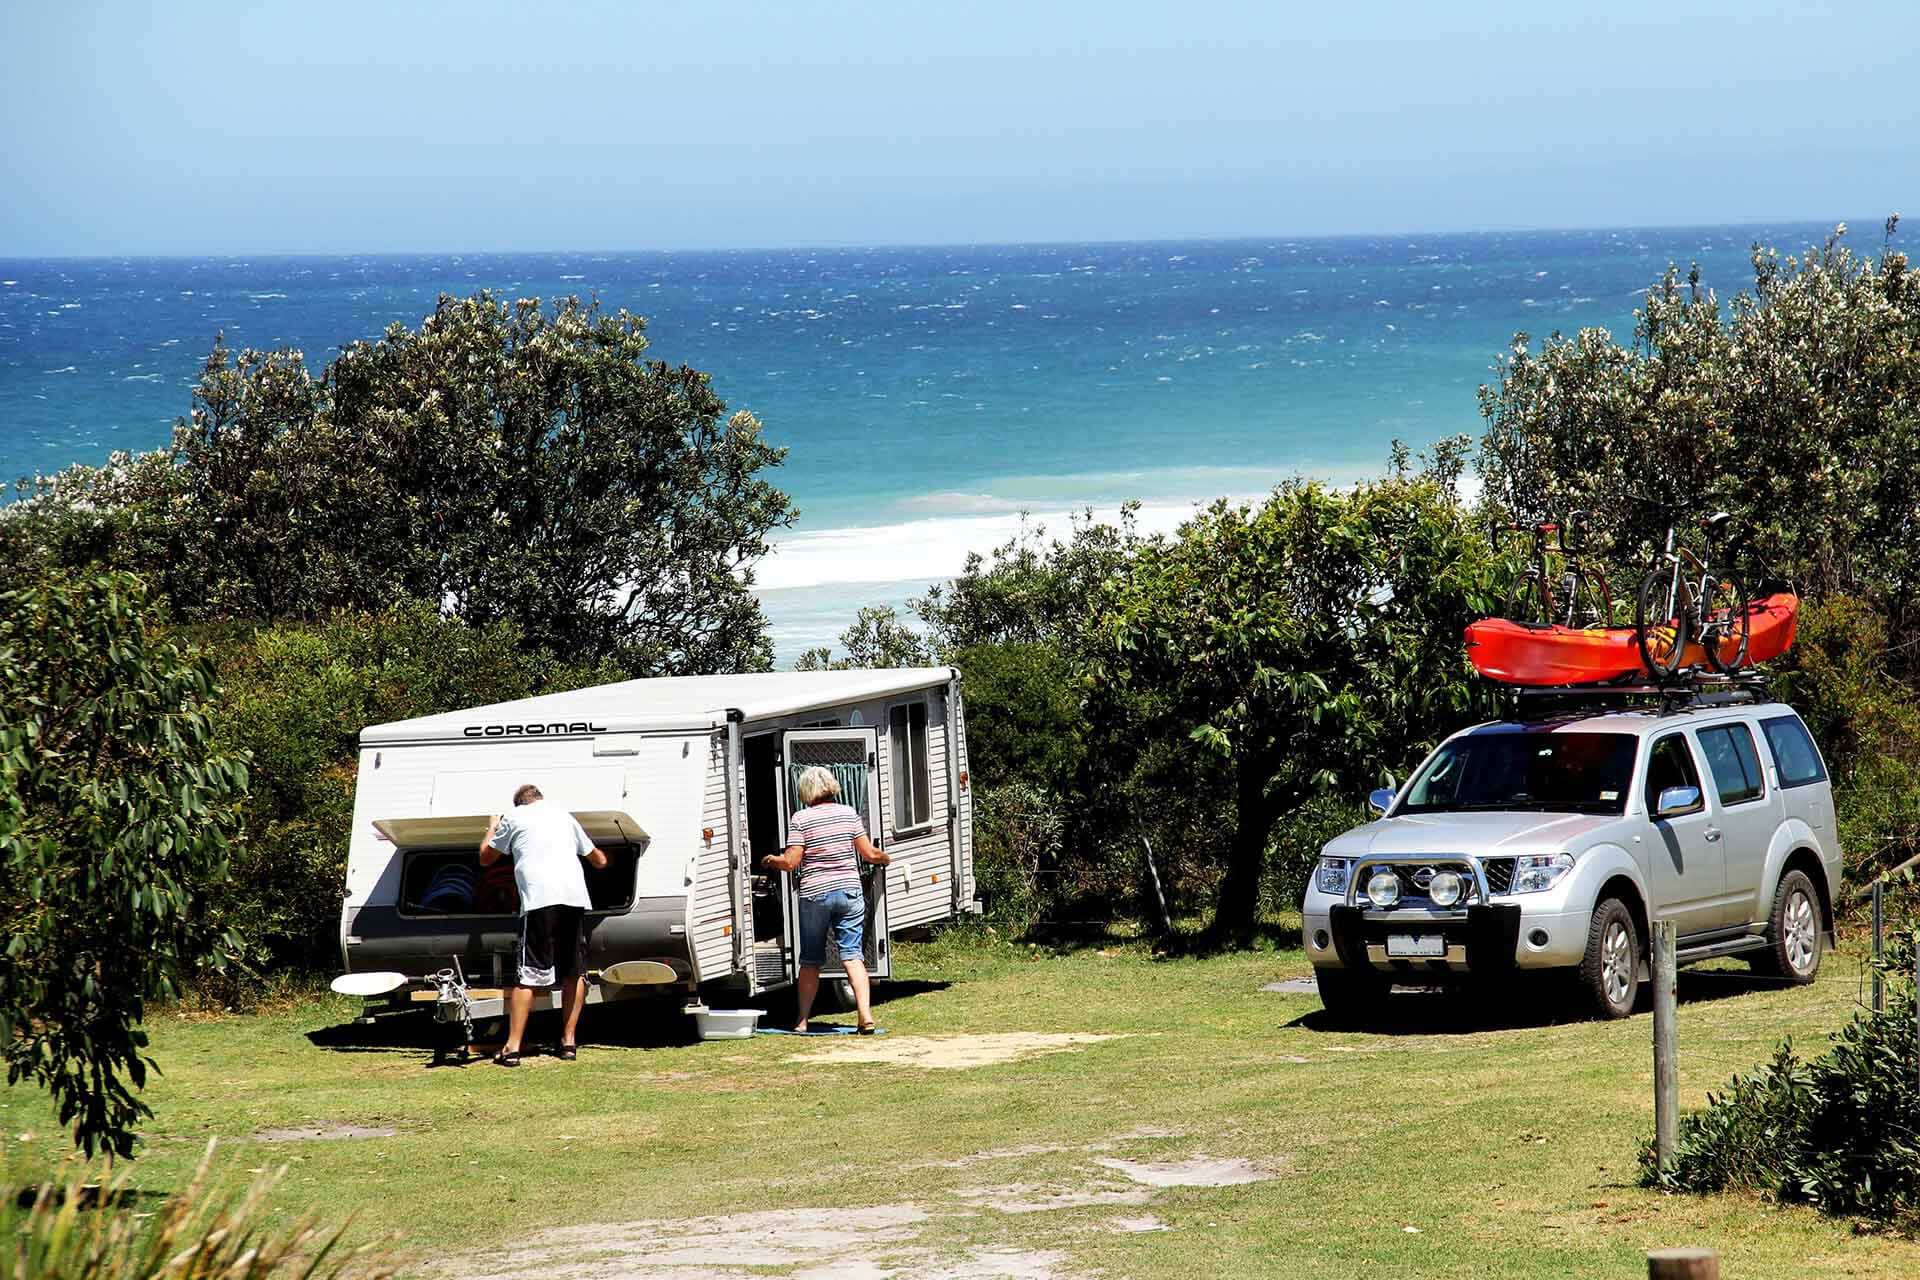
[{"left": 1398, "top": 731, "right": 1637, "bottom": 815}]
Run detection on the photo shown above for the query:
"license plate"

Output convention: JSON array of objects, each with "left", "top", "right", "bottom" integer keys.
[{"left": 1386, "top": 934, "right": 1446, "bottom": 958}]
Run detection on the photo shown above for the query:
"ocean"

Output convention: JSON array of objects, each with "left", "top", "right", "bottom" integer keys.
[{"left": 0, "top": 223, "right": 1845, "bottom": 660}]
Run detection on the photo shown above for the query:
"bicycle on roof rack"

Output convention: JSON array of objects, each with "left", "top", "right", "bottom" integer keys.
[
  {"left": 1489, "top": 509, "right": 1615, "bottom": 630},
  {"left": 1634, "top": 507, "right": 1750, "bottom": 680}
]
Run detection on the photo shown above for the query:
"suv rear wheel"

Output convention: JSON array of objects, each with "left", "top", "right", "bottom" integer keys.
[
  {"left": 1314, "top": 967, "right": 1386, "bottom": 1027},
  {"left": 1751, "top": 869, "right": 1822, "bottom": 983},
  {"left": 1578, "top": 897, "right": 1642, "bottom": 1019}
]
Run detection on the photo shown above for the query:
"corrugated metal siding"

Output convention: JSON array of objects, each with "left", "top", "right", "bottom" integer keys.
[
  {"left": 880, "top": 688, "right": 964, "bottom": 931},
  {"left": 956, "top": 687, "right": 975, "bottom": 906},
  {"left": 690, "top": 732, "right": 737, "bottom": 982}
]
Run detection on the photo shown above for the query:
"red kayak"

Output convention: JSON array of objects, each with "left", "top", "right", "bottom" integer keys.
[{"left": 1464, "top": 593, "right": 1799, "bottom": 687}]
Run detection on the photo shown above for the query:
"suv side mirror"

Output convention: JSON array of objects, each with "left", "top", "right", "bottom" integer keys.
[
  {"left": 1655, "top": 785, "right": 1702, "bottom": 818},
  {"left": 1368, "top": 788, "right": 1396, "bottom": 816}
]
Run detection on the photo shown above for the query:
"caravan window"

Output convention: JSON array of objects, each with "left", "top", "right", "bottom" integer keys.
[{"left": 889, "top": 700, "right": 932, "bottom": 830}]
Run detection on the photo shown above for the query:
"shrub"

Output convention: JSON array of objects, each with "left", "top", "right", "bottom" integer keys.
[
  {"left": 1, "top": 1141, "right": 390, "bottom": 1279},
  {"left": 970, "top": 782, "right": 1063, "bottom": 932},
  {"left": 1775, "top": 596, "right": 1920, "bottom": 889},
  {"left": 0, "top": 573, "right": 248, "bottom": 1156},
  {"left": 1646, "top": 925, "right": 1920, "bottom": 1227},
  {"left": 947, "top": 641, "right": 1084, "bottom": 794},
  {"left": 1261, "top": 795, "right": 1370, "bottom": 918}
]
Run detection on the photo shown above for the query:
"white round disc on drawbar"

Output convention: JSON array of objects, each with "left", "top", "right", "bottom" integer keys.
[
  {"left": 600, "top": 960, "right": 678, "bottom": 986},
  {"left": 330, "top": 971, "right": 411, "bottom": 997}
]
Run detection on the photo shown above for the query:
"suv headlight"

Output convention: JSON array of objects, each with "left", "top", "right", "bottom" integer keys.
[
  {"left": 1512, "top": 853, "right": 1575, "bottom": 894},
  {"left": 1314, "top": 857, "right": 1353, "bottom": 896}
]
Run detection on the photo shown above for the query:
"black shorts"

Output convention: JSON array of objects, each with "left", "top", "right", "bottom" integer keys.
[{"left": 517, "top": 905, "right": 589, "bottom": 987}]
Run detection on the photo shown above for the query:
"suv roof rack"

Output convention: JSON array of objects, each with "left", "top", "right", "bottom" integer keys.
[{"left": 1496, "top": 670, "right": 1774, "bottom": 719}]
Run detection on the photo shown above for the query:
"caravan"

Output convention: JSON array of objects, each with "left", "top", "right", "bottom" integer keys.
[{"left": 335, "top": 669, "right": 977, "bottom": 1032}]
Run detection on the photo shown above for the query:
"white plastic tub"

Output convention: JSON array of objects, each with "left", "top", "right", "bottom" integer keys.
[{"left": 695, "top": 1008, "right": 764, "bottom": 1040}]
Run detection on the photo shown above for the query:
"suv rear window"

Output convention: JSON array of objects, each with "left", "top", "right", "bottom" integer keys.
[
  {"left": 1697, "top": 724, "right": 1765, "bottom": 805},
  {"left": 1400, "top": 732, "right": 1637, "bottom": 815},
  {"left": 1761, "top": 715, "right": 1828, "bottom": 788}
]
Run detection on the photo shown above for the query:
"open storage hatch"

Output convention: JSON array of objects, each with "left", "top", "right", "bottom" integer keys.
[{"left": 372, "top": 812, "right": 649, "bottom": 917}]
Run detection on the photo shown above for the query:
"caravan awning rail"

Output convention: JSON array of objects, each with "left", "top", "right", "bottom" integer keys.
[
  {"left": 357, "top": 667, "right": 960, "bottom": 747},
  {"left": 361, "top": 712, "right": 725, "bottom": 746}
]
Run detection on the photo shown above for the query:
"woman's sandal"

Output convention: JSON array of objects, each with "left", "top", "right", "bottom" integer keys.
[
  {"left": 493, "top": 1050, "right": 521, "bottom": 1068},
  {"left": 557, "top": 1044, "right": 578, "bottom": 1061},
  {"left": 857, "top": 1021, "right": 877, "bottom": 1036}
]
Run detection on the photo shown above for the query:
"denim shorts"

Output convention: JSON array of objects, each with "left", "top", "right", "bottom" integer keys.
[{"left": 797, "top": 888, "right": 865, "bottom": 967}]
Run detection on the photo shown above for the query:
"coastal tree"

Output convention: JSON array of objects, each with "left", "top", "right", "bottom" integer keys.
[
  {"left": 1095, "top": 460, "right": 1498, "bottom": 942},
  {"left": 170, "top": 293, "right": 797, "bottom": 674},
  {"left": 793, "top": 606, "right": 934, "bottom": 671},
  {"left": 0, "top": 573, "right": 248, "bottom": 1156},
  {"left": 0, "top": 449, "right": 185, "bottom": 597},
  {"left": 1479, "top": 219, "right": 1920, "bottom": 633}
]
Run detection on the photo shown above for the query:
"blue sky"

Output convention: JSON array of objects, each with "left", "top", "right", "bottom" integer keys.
[{"left": 2, "top": 1, "right": 1913, "bottom": 255}]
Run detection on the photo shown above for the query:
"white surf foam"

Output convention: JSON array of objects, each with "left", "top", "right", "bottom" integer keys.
[{"left": 759, "top": 498, "right": 1241, "bottom": 593}]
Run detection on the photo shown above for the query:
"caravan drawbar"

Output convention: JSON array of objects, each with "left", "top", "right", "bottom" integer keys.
[{"left": 336, "top": 668, "right": 978, "bottom": 1028}]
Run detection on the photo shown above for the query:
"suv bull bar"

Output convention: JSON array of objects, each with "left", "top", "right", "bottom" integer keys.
[{"left": 1330, "top": 852, "right": 1522, "bottom": 974}]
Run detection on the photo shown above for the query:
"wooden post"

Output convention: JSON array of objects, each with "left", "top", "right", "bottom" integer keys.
[
  {"left": 1647, "top": 1247, "right": 1719, "bottom": 1279},
  {"left": 1872, "top": 880, "right": 1885, "bottom": 1013},
  {"left": 1652, "top": 919, "right": 1679, "bottom": 1173}
]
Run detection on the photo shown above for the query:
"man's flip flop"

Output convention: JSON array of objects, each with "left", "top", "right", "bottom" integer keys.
[{"left": 857, "top": 1022, "right": 877, "bottom": 1035}]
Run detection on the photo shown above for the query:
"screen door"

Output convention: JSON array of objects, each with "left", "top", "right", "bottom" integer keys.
[{"left": 779, "top": 728, "right": 890, "bottom": 979}]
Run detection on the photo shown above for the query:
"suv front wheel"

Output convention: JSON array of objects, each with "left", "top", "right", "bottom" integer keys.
[
  {"left": 1751, "top": 869, "right": 1822, "bottom": 983},
  {"left": 1315, "top": 966, "right": 1387, "bottom": 1027},
  {"left": 1578, "top": 897, "right": 1642, "bottom": 1019}
]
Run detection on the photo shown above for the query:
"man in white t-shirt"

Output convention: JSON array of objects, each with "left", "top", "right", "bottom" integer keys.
[{"left": 479, "top": 784, "right": 608, "bottom": 1066}]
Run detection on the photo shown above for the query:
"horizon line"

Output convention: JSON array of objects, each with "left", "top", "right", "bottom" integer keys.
[{"left": 0, "top": 214, "right": 1887, "bottom": 266}]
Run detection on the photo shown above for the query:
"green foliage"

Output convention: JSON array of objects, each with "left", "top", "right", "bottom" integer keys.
[
  {"left": 1261, "top": 795, "right": 1370, "bottom": 918},
  {"left": 184, "top": 296, "right": 795, "bottom": 672},
  {"left": 970, "top": 782, "right": 1064, "bottom": 931},
  {"left": 4, "top": 294, "right": 796, "bottom": 675},
  {"left": 0, "top": 450, "right": 184, "bottom": 596},
  {"left": 1775, "top": 596, "right": 1920, "bottom": 885},
  {"left": 205, "top": 602, "right": 622, "bottom": 976},
  {"left": 1, "top": 1141, "right": 391, "bottom": 1279},
  {"left": 1479, "top": 218, "right": 1920, "bottom": 627},
  {"left": 0, "top": 574, "right": 248, "bottom": 1156},
  {"left": 916, "top": 509, "right": 1145, "bottom": 656},
  {"left": 1647, "top": 921, "right": 1920, "bottom": 1228},
  {"left": 793, "top": 605, "right": 935, "bottom": 671},
  {"left": 1097, "top": 455, "right": 1500, "bottom": 940},
  {"left": 944, "top": 642, "right": 1083, "bottom": 794}
]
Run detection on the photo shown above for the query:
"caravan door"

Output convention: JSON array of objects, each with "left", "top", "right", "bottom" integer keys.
[{"left": 779, "top": 728, "right": 891, "bottom": 980}]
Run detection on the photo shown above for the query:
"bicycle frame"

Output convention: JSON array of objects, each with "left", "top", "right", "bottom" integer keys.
[
  {"left": 1654, "top": 527, "right": 1724, "bottom": 636},
  {"left": 1495, "top": 513, "right": 1614, "bottom": 629}
]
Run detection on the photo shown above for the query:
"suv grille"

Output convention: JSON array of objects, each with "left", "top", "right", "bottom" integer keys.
[
  {"left": 1482, "top": 857, "right": 1516, "bottom": 895},
  {"left": 1360, "top": 859, "right": 1486, "bottom": 905}
]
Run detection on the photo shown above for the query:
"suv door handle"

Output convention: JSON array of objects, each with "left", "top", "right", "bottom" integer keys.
[{"left": 1703, "top": 827, "right": 1722, "bottom": 842}]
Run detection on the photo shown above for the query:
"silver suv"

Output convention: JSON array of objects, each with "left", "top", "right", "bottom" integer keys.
[{"left": 1302, "top": 694, "right": 1839, "bottom": 1021}]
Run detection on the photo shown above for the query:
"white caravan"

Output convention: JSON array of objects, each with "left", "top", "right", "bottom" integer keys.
[{"left": 336, "top": 668, "right": 977, "bottom": 1027}]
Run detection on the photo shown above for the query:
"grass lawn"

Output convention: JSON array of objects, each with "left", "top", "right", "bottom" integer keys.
[{"left": 4, "top": 925, "right": 1916, "bottom": 1278}]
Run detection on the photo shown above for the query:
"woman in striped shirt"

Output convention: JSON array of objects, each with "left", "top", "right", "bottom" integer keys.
[{"left": 761, "top": 765, "right": 891, "bottom": 1032}]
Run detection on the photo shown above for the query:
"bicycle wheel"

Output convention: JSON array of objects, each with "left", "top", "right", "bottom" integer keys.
[
  {"left": 1635, "top": 566, "right": 1691, "bottom": 679},
  {"left": 1507, "top": 570, "right": 1552, "bottom": 626},
  {"left": 1699, "top": 572, "right": 1751, "bottom": 673},
  {"left": 1561, "top": 569, "right": 1615, "bottom": 630}
]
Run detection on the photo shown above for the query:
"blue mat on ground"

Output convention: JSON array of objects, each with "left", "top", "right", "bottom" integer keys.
[{"left": 752, "top": 1025, "right": 885, "bottom": 1037}]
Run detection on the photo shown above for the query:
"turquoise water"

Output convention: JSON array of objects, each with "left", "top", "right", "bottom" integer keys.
[{"left": 0, "top": 223, "right": 1847, "bottom": 656}]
